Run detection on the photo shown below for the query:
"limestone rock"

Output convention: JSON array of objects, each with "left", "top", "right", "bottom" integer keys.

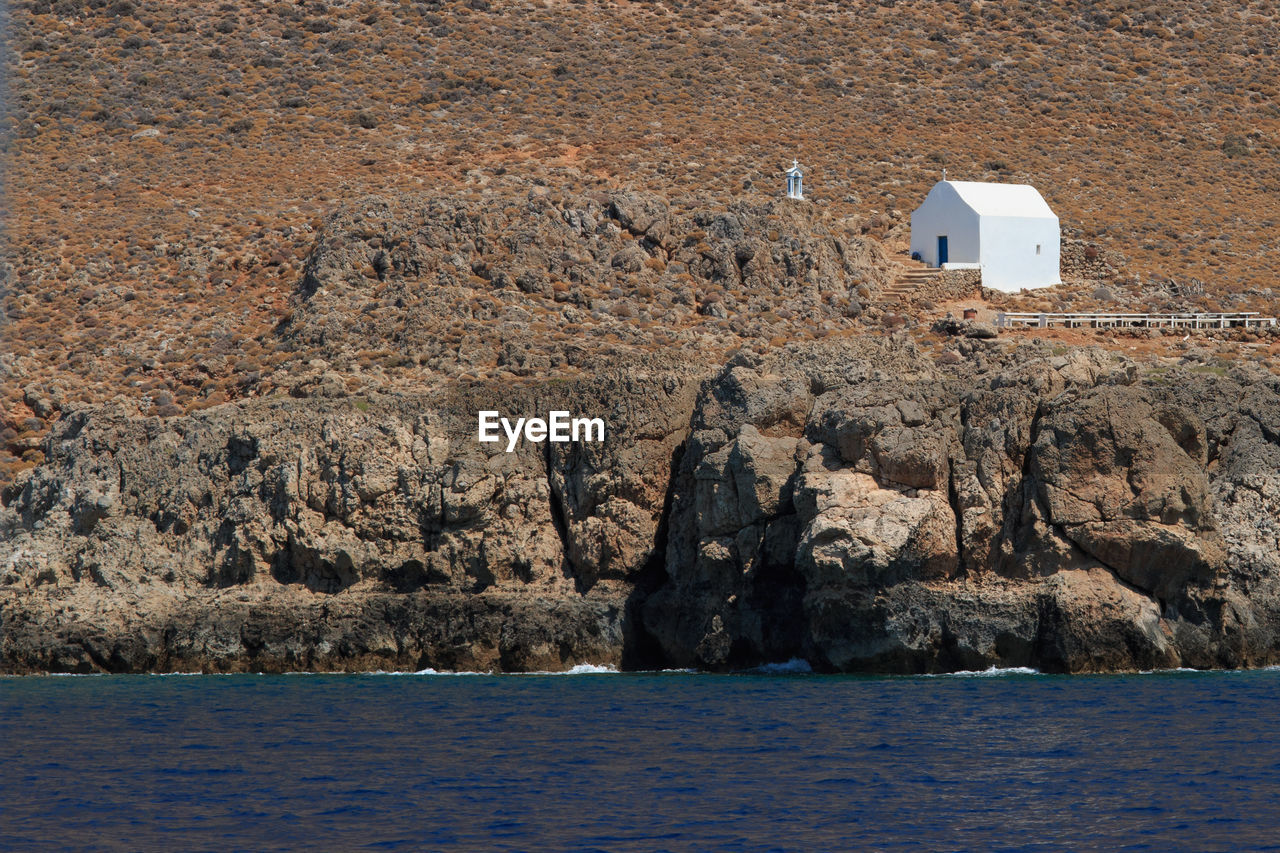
[
  {"left": 7, "top": 339, "right": 1280, "bottom": 675},
  {"left": 1027, "top": 385, "right": 1223, "bottom": 598},
  {"left": 0, "top": 369, "right": 700, "bottom": 673},
  {"left": 964, "top": 321, "right": 998, "bottom": 339},
  {"left": 637, "top": 340, "right": 1280, "bottom": 674}
]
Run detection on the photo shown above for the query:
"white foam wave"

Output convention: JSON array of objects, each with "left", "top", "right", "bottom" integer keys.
[
  {"left": 368, "top": 663, "right": 619, "bottom": 676},
  {"left": 751, "top": 658, "right": 813, "bottom": 674},
  {"left": 516, "top": 663, "right": 620, "bottom": 675},
  {"left": 372, "top": 668, "right": 491, "bottom": 676},
  {"left": 562, "top": 662, "right": 619, "bottom": 674},
  {"left": 923, "top": 666, "right": 1041, "bottom": 677}
]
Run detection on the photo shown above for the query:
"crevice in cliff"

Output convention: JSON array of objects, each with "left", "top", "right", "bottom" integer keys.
[
  {"left": 947, "top": 460, "right": 966, "bottom": 578},
  {"left": 77, "top": 638, "right": 113, "bottom": 674},
  {"left": 1051, "top": 520, "right": 1170, "bottom": 609},
  {"left": 1023, "top": 401, "right": 1045, "bottom": 484},
  {"left": 621, "top": 434, "right": 688, "bottom": 671},
  {"left": 1245, "top": 408, "right": 1280, "bottom": 448},
  {"left": 949, "top": 404, "right": 969, "bottom": 578},
  {"left": 541, "top": 441, "right": 580, "bottom": 592},
  {"left": 1004, "top": 400, "right": 1048, "bottom": 564}
]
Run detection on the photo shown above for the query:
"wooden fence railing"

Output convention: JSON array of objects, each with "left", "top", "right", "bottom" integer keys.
[{"left": 995, "top": 312, "right": 1276, "bottom": 330}]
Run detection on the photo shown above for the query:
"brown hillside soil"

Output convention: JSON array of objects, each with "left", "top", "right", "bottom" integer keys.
[{"left": 5, "top": 0, "right": 1280, "bottom": 481}]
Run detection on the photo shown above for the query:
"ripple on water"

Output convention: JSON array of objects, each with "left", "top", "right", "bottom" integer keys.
[{"left": 4, "top": 669, "right": 1280, "bottom": 851}]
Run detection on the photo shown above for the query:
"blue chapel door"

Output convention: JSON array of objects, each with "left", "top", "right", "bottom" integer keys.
[{"left": 937, "top": 235, "right": 949, "bottom": 266}]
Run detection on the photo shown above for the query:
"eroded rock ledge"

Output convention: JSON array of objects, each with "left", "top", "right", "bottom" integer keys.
[{"left": 5, "top": 339, "right": 1280, "bottom": 674}]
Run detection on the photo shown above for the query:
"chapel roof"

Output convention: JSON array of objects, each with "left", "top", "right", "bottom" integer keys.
[{"left": 936, "top": 180, "right": 1056, "bottom": 219}]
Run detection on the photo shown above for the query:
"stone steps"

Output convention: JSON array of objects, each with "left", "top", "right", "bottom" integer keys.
[{"left": 884, "top": 263, "right": 940, "bottom": 297}]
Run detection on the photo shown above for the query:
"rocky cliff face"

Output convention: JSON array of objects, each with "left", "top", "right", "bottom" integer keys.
[
  {"left": 642, "top": 340, "right": 1280, "bottom": 673},
  {"left": 5, "top": 337, "right": 1280, "bottom": 674},
  {"left": 0, "top": 367, "right": 701, "bottom": 672}
]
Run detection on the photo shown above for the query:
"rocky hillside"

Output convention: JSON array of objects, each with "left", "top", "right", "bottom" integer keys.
[
  {"left": 283, "top": 187, "right": 892, "bottom": 381},
  {"left": 2, "top": 181, "right": 897, "bottom": 483},
  {"left": 6, "top": 335, "right": 1280, "bottom": 673},
  {"left": 9, "top": 0, "right": 1280, "bottom": 483}
]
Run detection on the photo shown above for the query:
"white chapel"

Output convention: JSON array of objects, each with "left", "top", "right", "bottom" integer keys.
[{"left": 909, "top": 180, "right": 1060, "bottom": 292}]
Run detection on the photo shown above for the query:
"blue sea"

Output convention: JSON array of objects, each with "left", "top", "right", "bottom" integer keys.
[{"left": 4, "top": 666, "right": 1280, "bottom": 852}]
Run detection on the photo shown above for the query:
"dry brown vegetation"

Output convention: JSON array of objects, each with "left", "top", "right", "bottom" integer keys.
[
  {"left": 5, "top": 0, "right": 1280, "bottom": 481},
  {"left": 279, "top": 185, "right": 890, "bottom": 387}
]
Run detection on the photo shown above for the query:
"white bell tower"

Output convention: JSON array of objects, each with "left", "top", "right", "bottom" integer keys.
[{"left": 785, "top": 160, "right": 804, "bottom": 200}]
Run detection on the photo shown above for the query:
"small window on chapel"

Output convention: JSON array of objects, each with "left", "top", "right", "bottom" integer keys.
[{"left": 1036, "top": 244, "right": 1042, "bottom": 255}]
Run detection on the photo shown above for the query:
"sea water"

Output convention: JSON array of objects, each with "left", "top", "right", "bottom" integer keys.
[{"left": 4, "top": 668, "right": 1280, "bottom": 851}]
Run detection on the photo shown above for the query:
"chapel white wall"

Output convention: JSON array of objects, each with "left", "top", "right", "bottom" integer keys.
[{"left": 977, "top": 214, "right": 1060, "bottom": 291}]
